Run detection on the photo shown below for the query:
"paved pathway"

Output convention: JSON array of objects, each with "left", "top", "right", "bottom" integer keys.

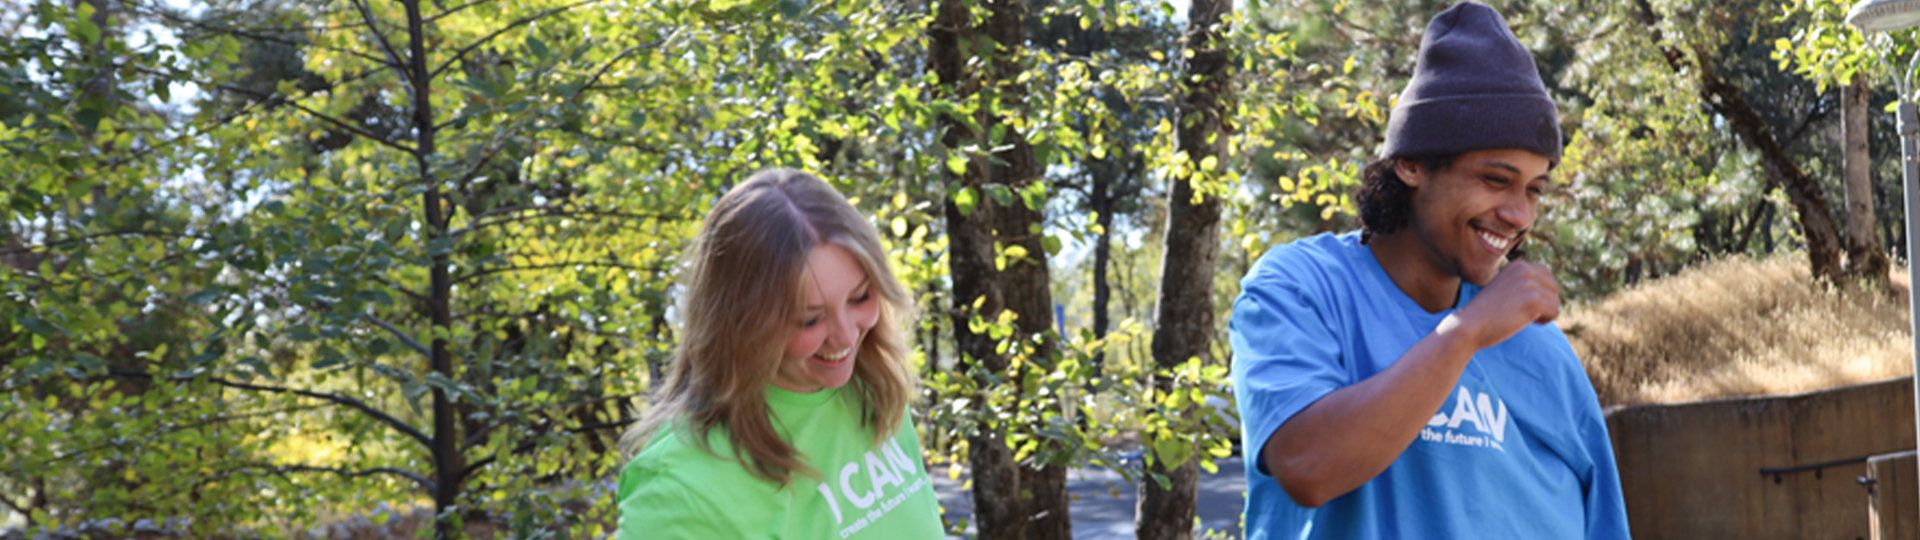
[{"left": 931, "top": 456, "right": 1247, "bottom": 539}]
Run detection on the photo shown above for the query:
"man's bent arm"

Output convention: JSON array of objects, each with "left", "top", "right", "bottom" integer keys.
[
  {"left": 1260, "top": 319, "right": 1479, "bottom": 508},
  {"left": 1261, "top": 260, "right": 1560, "bottom": 507}
]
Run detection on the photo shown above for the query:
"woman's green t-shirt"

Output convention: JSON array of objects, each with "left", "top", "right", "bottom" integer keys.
[{"left": 615, "top": 386, "right": 945, "bottom": 540}]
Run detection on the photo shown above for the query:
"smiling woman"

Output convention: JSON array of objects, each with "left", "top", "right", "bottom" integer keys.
[{"left": 613, "top": 169, "right": 944, "bottom": 540}]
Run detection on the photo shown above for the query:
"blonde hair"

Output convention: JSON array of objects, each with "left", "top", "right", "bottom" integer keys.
[{"left": 618, "top": 169, "right": 918, "bottom": 485}]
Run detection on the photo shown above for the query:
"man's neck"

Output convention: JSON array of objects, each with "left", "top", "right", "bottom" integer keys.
[{"left": 1367, "top": 231, "right": 1461, "bottom": 314}]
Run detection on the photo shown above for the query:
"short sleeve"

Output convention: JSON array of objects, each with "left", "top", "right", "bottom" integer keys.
[
  {"left": 1230, "top": 269, "right": 1349, "bottom": 477},
  {"left": 616, "top": 459, "right": 760, "bottom": 540},
  {"left": 1581, "top": 417, "right": 1632, "bottom": 540}
]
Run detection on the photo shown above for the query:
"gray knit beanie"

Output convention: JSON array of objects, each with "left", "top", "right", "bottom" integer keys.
[{"left": 1381, "top": 2, "right": 1561, "bottom": 162}]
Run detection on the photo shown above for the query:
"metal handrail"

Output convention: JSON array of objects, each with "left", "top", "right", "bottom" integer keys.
[{"left": 1759, "top": 449, "right": 1919, "bottom": 484}]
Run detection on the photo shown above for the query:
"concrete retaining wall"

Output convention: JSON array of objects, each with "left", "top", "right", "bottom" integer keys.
[{"left": 1606, "top": 376, "right": 1915, "bottom": 540}]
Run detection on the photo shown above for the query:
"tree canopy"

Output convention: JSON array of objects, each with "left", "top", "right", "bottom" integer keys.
[{"left": 3, "top": 0, "right": 1911, "bottom": 537}]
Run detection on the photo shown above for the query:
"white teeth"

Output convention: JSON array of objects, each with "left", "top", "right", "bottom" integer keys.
[
  {"left": 1477, "top": 230, "right": 1511, "bottom": 251},
  {"left": 816, "top": 348, "right": 852, "bottom": 361}
]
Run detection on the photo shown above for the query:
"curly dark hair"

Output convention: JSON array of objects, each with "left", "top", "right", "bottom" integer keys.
[{"left": 1356, "top": 154, "right": 1455, "bottom": 243}]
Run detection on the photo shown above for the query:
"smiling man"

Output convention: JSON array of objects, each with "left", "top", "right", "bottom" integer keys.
[{"left": 1228, "top": 3, "right": 1630, "bottom": 539}]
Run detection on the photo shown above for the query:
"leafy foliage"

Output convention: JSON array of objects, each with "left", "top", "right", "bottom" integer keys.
[{"left": 1, "top": 0, "right": 1907, "bottom": 536}]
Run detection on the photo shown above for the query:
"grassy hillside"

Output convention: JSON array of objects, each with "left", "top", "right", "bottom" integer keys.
[{"left": 1561, "top": 256, "right": 1914, "bottom": 407}]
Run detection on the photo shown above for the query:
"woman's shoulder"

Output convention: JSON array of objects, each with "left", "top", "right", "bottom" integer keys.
[
  {"left": 615, "top": 424, "right": 788, "bottom": 539},
  {"left": 622, "top": 422, "right": 755, "bottom": 485}
]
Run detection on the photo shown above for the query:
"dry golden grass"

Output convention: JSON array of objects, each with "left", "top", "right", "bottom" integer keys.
[{"left": 1562, "top": 255, "right": 1915, "bottom": 407}]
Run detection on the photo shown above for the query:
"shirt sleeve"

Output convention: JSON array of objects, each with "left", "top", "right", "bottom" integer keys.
[
  {"left": 1230, "top": 272, "right": 1349, "bottom": 477},
  {"left": 1579, "top": 396, "right": 1632, "bottom": 539},
  {"left": 617, "top": 461, "right": 762, "bottom": 540}
]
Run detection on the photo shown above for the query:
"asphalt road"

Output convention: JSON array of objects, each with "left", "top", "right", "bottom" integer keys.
[{"left": 931, "top": 456, "right": 1247, "bottom": 539}]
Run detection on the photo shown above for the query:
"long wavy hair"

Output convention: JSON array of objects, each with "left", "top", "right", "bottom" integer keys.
[{"left": 618, "top": 169, "right": 917, "bottom": 485}]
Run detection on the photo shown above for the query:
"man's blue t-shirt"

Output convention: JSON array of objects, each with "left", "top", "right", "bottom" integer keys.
[{"left": 1229, "top": 232, "right": 1630, "bottom": 540}]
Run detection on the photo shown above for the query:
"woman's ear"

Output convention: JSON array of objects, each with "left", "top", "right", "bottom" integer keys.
[{"left": 1393, "top": 158, "right": 1425, "bottom": 188}]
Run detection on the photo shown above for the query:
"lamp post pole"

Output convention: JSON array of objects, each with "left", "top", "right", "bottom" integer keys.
[{"left": 1900, "top": 96, "right": 1920, "bottom": 471}]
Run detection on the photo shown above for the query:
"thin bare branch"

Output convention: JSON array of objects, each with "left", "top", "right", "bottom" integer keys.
[
  {"left": 563, "top": 29, "right": 678, "bottom": 103},
  {"left": 565, "top": 127, "right": 673, "bottom": 153},
  {"left": 348, "top": 0, "right": 414, "bottom": 88},
  {"left": 370, "top": 274, "right": 430, "bottom": 304},
  {"left": 29, "top": 404, "right": 326, "bottom": 468},
  {"left": 459, "top": 392, "right": 642, "bottom": 451},
  {"left": 363, "top": 312, "right": 431, "bottom": 356},
  {"left": 0, "top": 494, "right": 28, "bottom": 523},
  {"left": 108, "top": 370, "right": 432, "bottom": 449},
  {"left": 455, "top": 259, "right": 660, "bottom": 284},
  {"left": 220, "top": 463, "right": 434, "bottom": 492},
  {"left": 459, "top": 417, "right": 637, "bottom": 481},
  {"left": 452, "top": 205, "right": 683, "bottom": 237},
  {"left": 0, "top": 229, "right": 213, "bottom": 257},
  {"left": 453, "top": 261, "right": 664, "bottom": 286},
  {"left": 121, "top": 1, "right": 402, "bottom": 70},
  {"left": 425, "top": 0, "right": 500, "bottom": 24},
  {"left": 214, "top": 84, "right": 418, "bottom": 155},
  {"left": 427, "top": 0, "right": 605, "bottom": 80}
]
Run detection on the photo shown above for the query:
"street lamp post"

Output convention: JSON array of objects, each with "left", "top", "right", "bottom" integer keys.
[{"left": 1849, "top": 0, "right": 1920, "bottom": 520}]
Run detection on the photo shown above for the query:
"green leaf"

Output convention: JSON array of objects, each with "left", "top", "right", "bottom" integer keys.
[
  {"left": 73, "top": 352, "right": 105, "bottom": 373},
  {"left": 185, "top": 287, "right": 222, "bottom": 304},
  {"left": 984, "top": 185, "right": 1014, "bottom": 207},
  {"left": 19, "top": 317, "right": 64, "bottom": 338},
  {"left": 528, "top": 36, "right": 551, "bottom": 60},
  {"left": 1152, "top": 436, "right": 1192, "bottom": 469},
  {"left": 311, "top": 355, "right": 345, "bottom": 371},
  {"left": 953, "top": 187, "right": 978, "bottom": 216},
  {"left": 239, "top": 356, "right": 274, "bottom": 379},
  {"left": 354, "top": 290, "right": 393, "bottom": 305},
  {"left": 72, "top": 20, "right": 101, "bottom": 45}
]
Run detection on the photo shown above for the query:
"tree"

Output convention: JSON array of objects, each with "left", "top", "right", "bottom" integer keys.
[
  {"left": 1843, "top": 71, "right": 1889, "bottom": 279},
  {"left": 1632, "top": 0, "right": 1849, "bottom": 282},
  {"left": 1137, "top": 0, "right": 1232, "bottom": 536},
  {"left": 4, "top": 0, "right": 932, "bottom": 534},
  {"left": 929, "top": 0, "right": 1071, "bottom": 536},
  {"left": 1777, "top": 0, "right": 1910, "bottom": 281}
]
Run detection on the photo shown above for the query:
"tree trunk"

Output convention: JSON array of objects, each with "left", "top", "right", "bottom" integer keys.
[
  {"left": 399, "top": 0, "right": 464, "bottom": 536},
  {"left": 1137, "top": 0, "right": 1231, "bottom": 538},
  {"left": 1843, "top": 72, "right": 1889, "bottom": 280},
  {"left": 1091, "top": 166, "right": 1112, "bottom": 381},
  {"left": 646, "top": 312, "right": 669, "bottom": 385},
  {"left": 1633, "top": 0, "right": 1844, "bottom": 282},
  {"left": 930, "top": 0, "right": 1066, "bottom": 537},
  {"left": 1697, "top": 63, "right": 1843, "bottom": 281},
  {"left": 980, "top": 0, "right": 1070, "bottom": 536}
]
